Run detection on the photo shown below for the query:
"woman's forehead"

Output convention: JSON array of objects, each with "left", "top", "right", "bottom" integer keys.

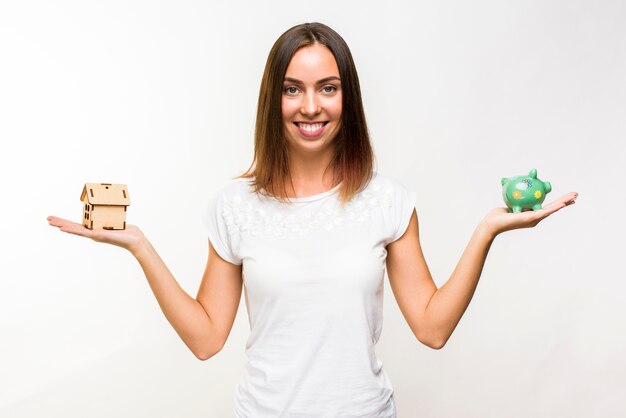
[{"left": 284, "top": 44, "right": 339, "bottom": 81}]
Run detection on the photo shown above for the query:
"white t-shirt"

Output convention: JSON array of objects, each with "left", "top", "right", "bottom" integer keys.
[{"left": 203, "top": 171, "right": 417, "bottom": 418}]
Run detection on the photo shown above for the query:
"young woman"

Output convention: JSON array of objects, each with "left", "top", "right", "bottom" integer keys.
[{"left": 48, "top": 22, "right": 577, "bottom": 417}]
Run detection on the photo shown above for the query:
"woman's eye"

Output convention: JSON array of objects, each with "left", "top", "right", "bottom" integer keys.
[
  {"left": 323, "top": 86, "right": 336, "bottom": 93},
  {"left": 284, "top": 86, "right": 299, "bottom": 95}
]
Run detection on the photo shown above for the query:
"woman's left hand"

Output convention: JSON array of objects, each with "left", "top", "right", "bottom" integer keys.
[{"left": 481, "top": 192, "right": 578, "bottom": 238}]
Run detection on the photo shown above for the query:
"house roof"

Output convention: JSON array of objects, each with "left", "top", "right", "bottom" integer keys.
[{"left": 80, "top": 183, "right": 130, "bottom": 206}]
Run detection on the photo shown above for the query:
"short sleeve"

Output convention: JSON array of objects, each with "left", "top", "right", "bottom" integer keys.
[
  {"left": 385, "top": 178, "right": 417, "bottom": 244},
  {"left": 201, "top": 190, "right": 243, "bottom": 266}
]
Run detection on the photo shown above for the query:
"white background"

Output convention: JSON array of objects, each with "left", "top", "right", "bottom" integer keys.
[{"left": 1, "top": 0, "right": 625, "bottom": 417}]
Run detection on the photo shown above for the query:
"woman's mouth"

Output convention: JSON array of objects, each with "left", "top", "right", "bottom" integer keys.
[{"left": 294, "top": 122, "right": 328, "bottom": 138}]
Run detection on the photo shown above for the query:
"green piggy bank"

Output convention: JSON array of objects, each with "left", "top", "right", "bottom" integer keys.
[{"left": 501, "top": 169, "right": 552, "bottom": 213}]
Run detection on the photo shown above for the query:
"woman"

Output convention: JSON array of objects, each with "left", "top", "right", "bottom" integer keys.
[{"left": 48, "top": 22, "right": 577, "bottom": 417}]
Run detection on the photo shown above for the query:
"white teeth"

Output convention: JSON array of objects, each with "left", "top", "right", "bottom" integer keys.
[{"left": 297, "top": 123, "right": 324, "bottom": 132}]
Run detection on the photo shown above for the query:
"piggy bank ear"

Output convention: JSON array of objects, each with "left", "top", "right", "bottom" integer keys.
[
  {"left": 529, "top": 168, "right": 538, "bottom": 179},
  {"left": 501, "top": 177, "right": 509, "bottom": 186}
]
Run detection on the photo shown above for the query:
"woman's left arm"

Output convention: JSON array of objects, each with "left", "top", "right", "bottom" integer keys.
[{"left": 386, "top": 192, "right": 578, "bottom": 350}]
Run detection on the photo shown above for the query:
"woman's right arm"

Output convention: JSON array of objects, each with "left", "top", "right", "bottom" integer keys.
[
  {"left": 132, "top": 237, "right": 243, "bottom": 360},
  {"left": 47, "top": 216, "right": 243, "bottom": 361}
]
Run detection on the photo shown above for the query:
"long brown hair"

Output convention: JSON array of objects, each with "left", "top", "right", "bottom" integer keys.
[{"left": 237, "top": 22, "right": 375, "bottom": 206}]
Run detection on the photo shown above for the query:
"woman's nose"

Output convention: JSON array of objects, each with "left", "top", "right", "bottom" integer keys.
[{"left": 300, "top": 92, "right": 321, "bottom": 115}]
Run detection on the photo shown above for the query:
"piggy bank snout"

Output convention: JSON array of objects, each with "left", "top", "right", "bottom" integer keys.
[{"left": 544, "top": 181, "right": 552, "bottom": 194}]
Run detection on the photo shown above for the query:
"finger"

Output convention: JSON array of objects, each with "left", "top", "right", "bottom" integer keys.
[
  {"left": 541, "top": 192, "right": 579, "bottom": 212},
  {"left": 565, "top": 194, "right": 578, "bottom": 205},
  {"left": 48, "top": 216, "right": 95, "bottom": 238},
  {"left": 48, "top": 216, "right": 83, "bottom": 230},
  {"left": 47, "top": 216, "right": 73, "bottom": 227},
  {"left": 540, "top": 201, "right": 566, "bottom": 213},
  {"left": 59, "top": 222, "right": 95, "bottom": 239},
  {"left": 559, "top": 192, "right": 579, "bottom": 205}
]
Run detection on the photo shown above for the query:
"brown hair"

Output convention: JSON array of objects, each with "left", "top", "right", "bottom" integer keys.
[{"left": 237, "top": 22, "right": 375, "bottom": 206}]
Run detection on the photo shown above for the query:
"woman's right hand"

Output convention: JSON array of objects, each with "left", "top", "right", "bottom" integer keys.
[{"left": 47, "top": 216, "right": 146, "bottom": 255}]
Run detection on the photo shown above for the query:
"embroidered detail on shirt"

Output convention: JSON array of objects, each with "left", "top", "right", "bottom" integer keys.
[{"left": 220, "top": 179, "right": 395, "bottom": 239}]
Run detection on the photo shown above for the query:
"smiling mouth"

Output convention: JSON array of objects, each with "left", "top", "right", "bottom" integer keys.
[
  {"left": 294, "top": 122, "right": 329, "bottom": 131},
  {"left": 293, "top": 122, "right": 329, "bottom": 138}
]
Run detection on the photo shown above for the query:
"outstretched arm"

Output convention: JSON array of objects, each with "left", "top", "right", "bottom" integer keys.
[
  {"left": 47, "top": 216, "right": 242, "bottom": 360},
  {"left": 386, "top": 192, "right": 578, "bottom": 349}
]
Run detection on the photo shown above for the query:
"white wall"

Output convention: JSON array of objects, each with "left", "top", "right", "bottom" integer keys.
[{"left": 1, "top": 0, "right": 624, "bottom": 416}]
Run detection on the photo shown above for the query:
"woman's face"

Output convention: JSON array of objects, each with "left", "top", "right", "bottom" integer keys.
[{"left": 281, "top": 43, "right": 342, "bottom": 156}]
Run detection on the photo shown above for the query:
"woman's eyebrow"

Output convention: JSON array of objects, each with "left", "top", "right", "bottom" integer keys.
[{"left": 283, "top": 76, "right": 341, "bottom": 85}]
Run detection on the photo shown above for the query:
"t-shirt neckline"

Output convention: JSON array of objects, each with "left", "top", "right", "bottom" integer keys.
[
  {"left": 260, "top": 182, "right": 342, "bottom": 203},
  {"left": 288, "top": 182, "right": 342, "bottom": 202}
]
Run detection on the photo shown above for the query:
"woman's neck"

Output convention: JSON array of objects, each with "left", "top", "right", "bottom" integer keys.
[{"left": 285, "top": 161, "right": 338, "bottom": 198}]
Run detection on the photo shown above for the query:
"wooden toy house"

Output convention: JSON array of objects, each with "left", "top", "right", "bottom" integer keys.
[{"left": 80, "top": 183, "right": 130, "bottom": 230}]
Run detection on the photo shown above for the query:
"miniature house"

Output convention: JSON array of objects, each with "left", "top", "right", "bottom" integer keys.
[{"left": 80, "top": 183, "right": 130, "bottom": 230}]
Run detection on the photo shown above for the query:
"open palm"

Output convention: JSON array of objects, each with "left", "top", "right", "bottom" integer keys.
[
  {"left": 47, "top": 216, "right": 145, "bottom": 253},
  {"left": 482, "top": 192, "right": 578, "bottom": 237}
]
